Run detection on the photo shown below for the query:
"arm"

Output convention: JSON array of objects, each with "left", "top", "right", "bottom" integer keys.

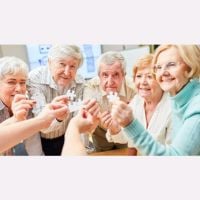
[
  {"left": 112, "top": 100, "right": 200, "bottom": 155},
  {"left": 28, "top": 81, "right": 69, "bottom": 133},
  {"left": 62, "top": 99, "right": 100, "bottom": 156},
  {"left": 0, "top": 103, "right": 68, "bottom": 153}
]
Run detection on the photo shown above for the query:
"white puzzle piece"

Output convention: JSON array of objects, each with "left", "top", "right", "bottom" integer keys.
[
  {"left": 107, "top": 91, "right": 120, "bottom": 103},
  {"left": 66, "top": 90, "right": 76, "bottom": 101},
  {"left": 66, "top": 90, "right": 84, "bottom": 113},
  {"left": 68, "top": 99, "right": 84, "bottom": 113}
]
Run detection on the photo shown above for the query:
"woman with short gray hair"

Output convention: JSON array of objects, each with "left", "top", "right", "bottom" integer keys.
[{"left": 0, "top": 56, "right": 43, "bottom": 155}]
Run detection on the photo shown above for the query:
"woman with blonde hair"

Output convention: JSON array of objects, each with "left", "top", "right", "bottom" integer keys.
[{"left": 106, "top": 54, "right": 172, "bottom": 155}]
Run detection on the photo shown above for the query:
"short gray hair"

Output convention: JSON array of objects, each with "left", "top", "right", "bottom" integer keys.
[
  {"left": 48, "top": 45, "right": 84, "bottom": 68},
  {"left": 0, "top": 56, "right": 28, "bottom": 80},
  {"left": 97, "top": 51, "right": 126, "bottom": 75}
]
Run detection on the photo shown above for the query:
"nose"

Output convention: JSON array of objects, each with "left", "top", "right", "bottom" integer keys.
[
  {"left": 64, "top": 65, "right": 71, "bottom": 76},
  {"left": 14, "top": 83, "right": 23, "bottom": 93},
  {"left": 141, "top": 76, "right": 148, "bottom": 85},
  {"left": 107, "top": 75, "right": 114, "bottom": 85}
]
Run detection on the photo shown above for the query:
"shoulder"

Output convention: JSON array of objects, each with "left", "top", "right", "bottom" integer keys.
[
  {"left": 75, "top": 74, "right": 85, "bottom": 85},
  {"left": 28, "top": 66, "right": 48, "bottom": 81},
  {"left": 185, "top": 92, "right": 200, "bottom": 119},
  {"left": 85, "top": 76, "right": 100, "bottom": 88}
]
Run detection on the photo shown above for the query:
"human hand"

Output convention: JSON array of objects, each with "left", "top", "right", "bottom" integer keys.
[
  {"left": 100, "top": 111, "right": 121, "bottom": 134},
  {"left": 36, "top": 102, "right": 68, "bottom": 129},
  {"left": 70, "top": 108, "right": 99, "bottom": 133},
  {"left": 111, "top": 100, "right": 134, "bottom": 127},
  {"left": 51, "top": 95, "right": 70, "bottom": 121},
  {"left": 11, "top": 94, "right": 36, "bottom": 121},
  {"left": 83, "top": 98, "right": 100, "bottom": 118},
  {"left": 68, "top": 99, "right": 100, "bottom": 133}
]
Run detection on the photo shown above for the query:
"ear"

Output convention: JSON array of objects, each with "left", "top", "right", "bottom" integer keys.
[{"left": 184, "top": 67, "right": 192, "bottom": 79}]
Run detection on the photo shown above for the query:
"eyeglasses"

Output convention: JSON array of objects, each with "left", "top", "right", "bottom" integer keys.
[
  {"left": 153, "top": 61, "right": 182, "bottom": 73},
  {"left": 0, "top": 81, "right": 26, "bottom": 89}
]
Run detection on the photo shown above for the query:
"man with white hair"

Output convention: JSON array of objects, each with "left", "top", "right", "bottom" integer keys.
[
  {"left": 28, "top": 45, "right": 85, "bottom": 155},
  {"left": 83, "top": 51, "right": 135, "bottom": 152}
]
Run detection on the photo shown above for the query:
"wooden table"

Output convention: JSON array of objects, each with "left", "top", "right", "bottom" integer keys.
[{"left": 89, "top": 148, "right": 129, "bottom": 156}]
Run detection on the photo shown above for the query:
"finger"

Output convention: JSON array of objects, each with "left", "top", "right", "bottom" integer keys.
[
  {"left": 83, "top": 99, "right": 97, "bottom": 110},
  {"left": 15, "top": 104, "right": 33, "bottom": 111},
  {"left": 92, "top": 107, "right": 100, "bottom": 117},
  {"left": 52, "top": 95, "right": 68, "bottom": 104},
  {"left": 13, "top": 94, "right": 27, "bottom": 103},
  {"left": 100, "top": 111, "right": 110, "bottom": 118},
  {"left": 50, "top": 102, "right": 68, "bottom": 110}
]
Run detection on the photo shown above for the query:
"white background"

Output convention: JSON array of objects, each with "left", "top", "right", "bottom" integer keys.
[{"left": 0, "top": 0, "right": 200, "bottom": 200}]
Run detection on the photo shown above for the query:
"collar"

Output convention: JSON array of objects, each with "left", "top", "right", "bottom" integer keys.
[
  {"left": 170, "top": 79, "right": 199, "bottom": 107},
  {"left": 0, "top": 100, "right": 5, "bottom": 110},
  {"left": 40, "top": 66, "right": 85, "bottom": 90}
]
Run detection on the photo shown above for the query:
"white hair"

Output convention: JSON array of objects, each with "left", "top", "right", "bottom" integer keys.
[
  {"left": 97, "top": 51, "right": 126, "bottom": 74},
  {"left": 0, "top": 56, "right": 28, "bottom": 80},
  {"left": 48, "top": 45, "right": 84, "bottom": 68}
]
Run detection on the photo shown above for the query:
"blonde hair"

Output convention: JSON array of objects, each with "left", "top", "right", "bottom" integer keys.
[
  {"left": 133, "top": 54, "right": 154, "bottom": 79},
  {"left": 152, "top": 45, "right": 200, "bottom": 79}
]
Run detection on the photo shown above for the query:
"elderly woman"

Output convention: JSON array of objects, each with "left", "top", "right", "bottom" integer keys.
[
  {"left": 0, "top": 56, "right": 43, "bottom": 155},
  {"left": 28, "top": 45, "right": 85, "bottom": 155},
  {"left": 111, "top": 45, "right": 200, "bottom": 155},
  {"left": 106, "top": 54, "right": 172, "bottom": 155}
]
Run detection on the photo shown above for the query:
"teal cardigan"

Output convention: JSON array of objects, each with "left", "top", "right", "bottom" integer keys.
[{"left": 124, "top": 79, "right": 200, "bottom": 155}]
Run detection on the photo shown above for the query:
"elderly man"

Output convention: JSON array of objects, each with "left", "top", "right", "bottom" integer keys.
[
  {"left": 28, "top": 45, "right": 85, "bottom": 155},
  {"left": 83, "top": 51, "right": 135, "bottom": 152}
]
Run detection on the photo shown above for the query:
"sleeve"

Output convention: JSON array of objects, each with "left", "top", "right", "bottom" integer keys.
[
  {"left": 105, "top": 129, "right": 128, "bottom": 144},
  {"left": 27, "top": 78, "right": 64, "bottom": 134},
  {"left": 123, "top": 115, "right": 200, "bottom": 155}
]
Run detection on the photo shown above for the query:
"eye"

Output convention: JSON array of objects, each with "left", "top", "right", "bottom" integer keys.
[
  {"left": 20, "top": 81, "right": 26, "bottom": 86},
  {"left": 70, "top": 65, "right": 76, "bottom": 70},
  {"left": 59, "top": 62, "right": 65, "bottom": 67},
  {"left": 7, "top": 81, "right": 16, "bottom": 85},
  {"left": 166, "top": 62, "right": 176, "bottom": 68},
  {"left": 155, "top": 64, "right": 162, "bottom": 70},
  {"left": 147, "top": 74, "right": 153, "bottom": 79},
  {"left": 102, "top": 73, "right": 108, "bottom": 78},
  {"left": 135, "top": 74, "right": 142, "bottom": 78},
  {"left": 113, "top": 73, "right": 119, "bottom": 78}
]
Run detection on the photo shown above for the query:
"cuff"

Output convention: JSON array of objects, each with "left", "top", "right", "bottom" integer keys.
[
  {"left": 106, "top": 130, "right": 128, "bottom": 144},
  {"left": 123, "top": 119, "right": 145, "bottom": 139}
]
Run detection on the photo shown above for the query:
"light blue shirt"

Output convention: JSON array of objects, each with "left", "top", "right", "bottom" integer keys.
[{"left": 123, "top": 79, "right": 200, "bottom": 155}]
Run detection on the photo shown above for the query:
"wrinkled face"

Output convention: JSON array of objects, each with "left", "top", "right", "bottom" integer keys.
[
  {"left": 99, "top": 61, "right": 125, "bottom": 93},
  {"left": 134, "top": 67, "right": 163, "bottom": 101},
  {"left": 0, "top": 72, "right": 27, "bottom": 108},
  {"left": 48, "top": 56, "right": 79, "bottom": 87},
  {"left": 155, "top": 47, "right": 190, "bottom": 96}
]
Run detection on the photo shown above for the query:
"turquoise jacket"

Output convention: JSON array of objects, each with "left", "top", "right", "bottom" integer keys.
[{"left": 124, "top": 79, "right": 200, "bottom": 155}]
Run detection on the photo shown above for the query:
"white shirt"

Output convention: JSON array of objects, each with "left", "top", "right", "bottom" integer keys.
[{"left": 106, "top": 92, "right": 172, "bottom": 148}]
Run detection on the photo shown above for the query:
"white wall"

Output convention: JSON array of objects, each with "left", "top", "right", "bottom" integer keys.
[{"left": 0, "top": 45, "right": 29, "bottom": 66}]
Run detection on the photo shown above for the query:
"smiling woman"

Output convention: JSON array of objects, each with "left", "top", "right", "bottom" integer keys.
[{"left": 0, "top": 56, "right": 43, "bottom": 155}]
